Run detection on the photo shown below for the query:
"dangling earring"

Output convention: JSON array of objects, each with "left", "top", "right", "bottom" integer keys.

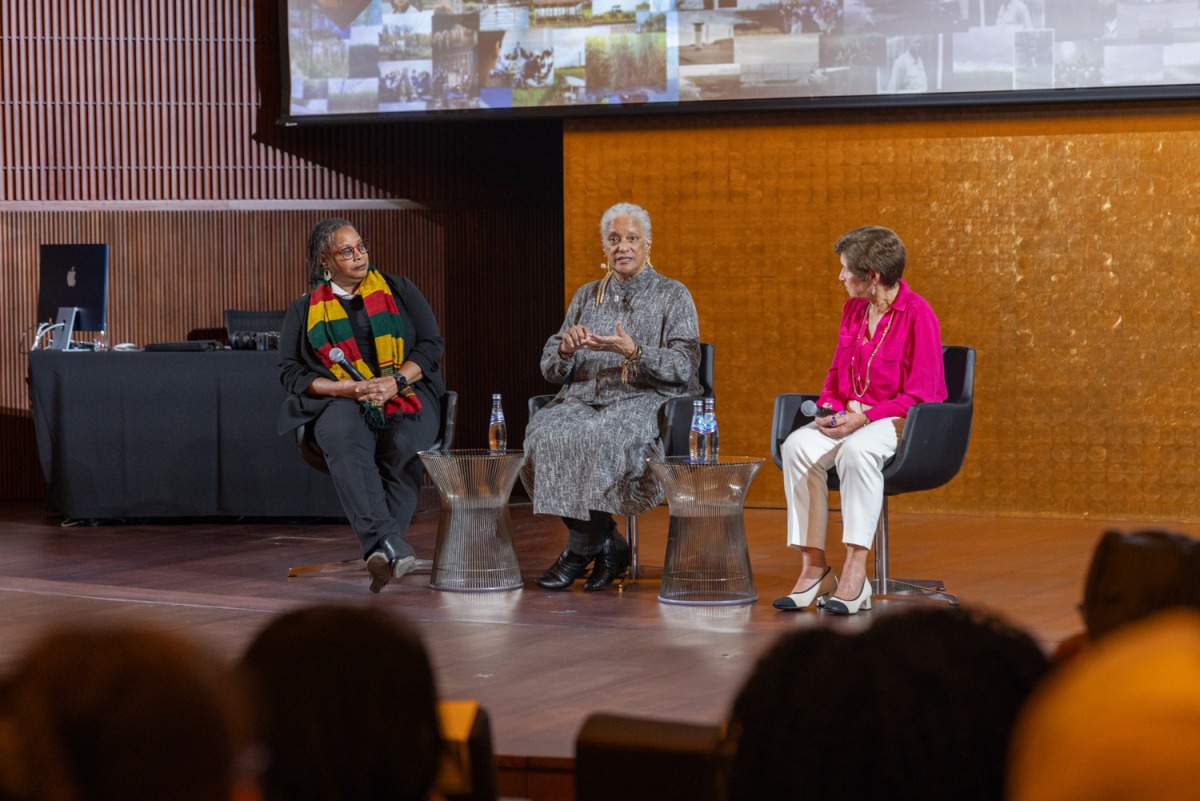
[
  {"left": 596, "top": 264, "right": 613, "bottom": 307},
  {"left": 322, "top": 268, "right": 332, "bottom": 281},
  {"left": 870, "top": 285, "right": 876, "bottom": 296},
  {"left": 645, "top": 246, "right": 652, "bottom": 268}
]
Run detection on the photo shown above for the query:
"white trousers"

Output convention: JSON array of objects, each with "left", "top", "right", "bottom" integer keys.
[{"left": 780, "top": 417, "right": 899, "bottom": 550}]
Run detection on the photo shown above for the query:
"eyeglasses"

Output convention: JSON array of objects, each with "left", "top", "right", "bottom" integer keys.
[{"left": 328, "top": 241, "right": 369, "bottom": 261}]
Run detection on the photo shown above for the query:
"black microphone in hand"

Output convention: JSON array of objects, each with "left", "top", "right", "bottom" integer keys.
[
  {"left": 328, "top": 347, "right": 366, "bottom": 381},
  {"left": 800, "top": 399, "right": 837, "bottom": 418}
]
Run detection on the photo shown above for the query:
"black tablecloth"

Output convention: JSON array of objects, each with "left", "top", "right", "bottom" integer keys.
[{"left": 28, "top": 350, "right": 345, "bottom": 520}]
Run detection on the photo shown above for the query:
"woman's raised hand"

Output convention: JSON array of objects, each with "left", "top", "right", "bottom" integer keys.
[
  {"left": 583, "top": 320, "right": 637, "bottom": 358},
  {"left": 559, "top": 324, "right": 590, "bottom": 356}
]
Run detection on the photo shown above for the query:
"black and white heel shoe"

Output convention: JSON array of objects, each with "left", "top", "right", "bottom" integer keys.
[
  {"left": 772, "top": 568, "right": 839, "bottom": 611},
  {"left": 822, "top": 577, "right": 872, "bottom": 615}
]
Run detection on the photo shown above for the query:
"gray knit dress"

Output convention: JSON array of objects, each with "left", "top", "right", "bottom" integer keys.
[{"left": 521, "top": 265, "right": 701, "bottom": 520}]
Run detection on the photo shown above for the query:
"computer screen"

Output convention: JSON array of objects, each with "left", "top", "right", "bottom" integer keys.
[{"left": 37, "top": 244, "right": 109, "bottom": 333}]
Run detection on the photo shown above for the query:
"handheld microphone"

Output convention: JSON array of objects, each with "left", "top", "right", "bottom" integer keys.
[
  {"left": 800, "top": 399, "right": 838, "bottom": 418},
  {"left": 328, "top": 347, "right": 366, "bottom": 381}
]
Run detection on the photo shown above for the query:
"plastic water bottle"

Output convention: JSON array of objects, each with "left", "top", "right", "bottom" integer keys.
[
  {"left": 488, "top": 393, "right": 507, "bottom": 453},
  {"left": 688, "top": 399, "right": 707, "bottom": 463},
  {"left": 704, "top": 397, "right": 718, "bottom": 463}
]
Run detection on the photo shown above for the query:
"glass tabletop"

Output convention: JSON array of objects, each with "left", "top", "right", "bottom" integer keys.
[{"left": 649, "top": 455, "right": 765, "bottom": 467}]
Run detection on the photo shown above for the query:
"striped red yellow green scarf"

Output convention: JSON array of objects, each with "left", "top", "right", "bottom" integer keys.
[{"left": 306, "top": 267, "right": 422, "bottom": 429}]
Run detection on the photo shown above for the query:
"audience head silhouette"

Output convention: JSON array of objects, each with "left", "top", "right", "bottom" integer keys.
[
  {"left": 1009, "top": 609, "right": 1200, "bottom": 801},
  {"left": 726, "top": 605, "right": 1050, "bottom": 801},
  {"left": 0, "top": 623, "right": 252, "bottom": 801},
  {"left": 239, "top": 604, "right": 442, "bottom": 801},
  {"left": 1080, "top": 528, "right": 1200, "bottom": 642}
]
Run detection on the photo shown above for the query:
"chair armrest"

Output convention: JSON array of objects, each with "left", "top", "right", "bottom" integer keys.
[
  {"left": 528, "top": 394, "right": 554, "bottom": 418},
  {"left": 663, "top": 396, "right": 702, "bottom": 458},
  {"left": 770, "top": 393, "right": 821, "bottom": 469},
  {"left": 439, "top": 390, "right": 458, "bottom": 450}
]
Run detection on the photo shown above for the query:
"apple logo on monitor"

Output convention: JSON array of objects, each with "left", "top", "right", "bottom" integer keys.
[{"left": 67, "top": 266, "right": 76, "bottom": 287}]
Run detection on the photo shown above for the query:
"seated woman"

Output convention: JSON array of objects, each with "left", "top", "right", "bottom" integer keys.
[
  {"left": 522, "top": 202, "right": 701, "bottom": 591},
  {"left": 279, "top": 218, "right": 446, "bottom": 593},
  {"left": 774, "top": 225, "right": 945, "bottom": 615}
]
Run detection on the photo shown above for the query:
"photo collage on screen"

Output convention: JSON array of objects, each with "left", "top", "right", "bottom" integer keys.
[{"left": 286, "top": 0, "right": 1200, "bottom": 115}]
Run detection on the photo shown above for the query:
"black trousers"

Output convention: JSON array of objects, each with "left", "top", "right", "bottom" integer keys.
[
  {"left": 313, "top": 395, "right": 441, "bottom": 559},
  {"left": 563, "top": 510, "right": 618, "bottom": 556}
]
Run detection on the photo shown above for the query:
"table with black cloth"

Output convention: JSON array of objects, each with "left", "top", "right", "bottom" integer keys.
[{"left": 28, "top": 350, "right": 345, "bottom": 520}]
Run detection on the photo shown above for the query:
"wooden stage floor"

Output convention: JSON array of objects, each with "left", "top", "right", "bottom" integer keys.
[{"left": 0, "top": 499, "right": 1189, "bottom": 767}]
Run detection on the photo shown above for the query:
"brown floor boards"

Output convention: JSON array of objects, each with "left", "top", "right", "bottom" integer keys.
[{"left": 0, "top": 499, "right": 1190, "bottom": 763}]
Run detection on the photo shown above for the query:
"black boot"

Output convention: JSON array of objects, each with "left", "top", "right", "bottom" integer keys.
[
  {"left": 584, "top": 534, "right": 630, "bottom": 591},
  {"left": 536, "top": 549, "right": 594, "bottom": 590},
  {"left": 366, "top": 537, "right": 418, "bottom": 594}
]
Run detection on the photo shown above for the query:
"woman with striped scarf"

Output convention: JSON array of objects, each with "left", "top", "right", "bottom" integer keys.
[{"left": 279, "top": 218, "right": 446, "bottom": 593}]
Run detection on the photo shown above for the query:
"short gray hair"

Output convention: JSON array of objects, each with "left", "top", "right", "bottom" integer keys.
[
  {"left": 834, "top": 225, "right": 906, "bottom": 287},
  {"left": 599, "top": 202, "right": 652, "bottom": 243}
]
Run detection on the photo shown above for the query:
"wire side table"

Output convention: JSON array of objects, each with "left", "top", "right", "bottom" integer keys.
[
  {"left": 418, "top": 449, "right": 524, "bottom": 592},
  {"left": 647, "top": 455, "right": 763, "bottom": 606}
]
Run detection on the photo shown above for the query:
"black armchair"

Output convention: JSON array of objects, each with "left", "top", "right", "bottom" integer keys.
[
  {"left": 770, "top": 345, "right": 975, "bottom": 604},
  {"left": 528, "top": 342, "right": 715, "bottom": 580}
]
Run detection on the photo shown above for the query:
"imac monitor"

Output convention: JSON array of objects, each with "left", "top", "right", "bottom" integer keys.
[{"left": 37, "top": 244, "right": 109, "bottom": 349}]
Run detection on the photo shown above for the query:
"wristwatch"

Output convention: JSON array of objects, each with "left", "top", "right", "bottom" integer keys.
[{"left": 394, "top": 374, "right": 409, "bottom": 393}]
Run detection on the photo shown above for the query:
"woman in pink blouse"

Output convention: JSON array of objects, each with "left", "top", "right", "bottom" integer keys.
[{"left": 774, "top": 226, "right": 946, "bottom": 615}]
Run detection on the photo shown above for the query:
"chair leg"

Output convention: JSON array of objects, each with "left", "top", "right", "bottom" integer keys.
[
  {"left": 626, "top": 515, "right": 640, "bottom": 581},
  {"left": 870, "top": 499, "right": 957, "bottom": 605}
]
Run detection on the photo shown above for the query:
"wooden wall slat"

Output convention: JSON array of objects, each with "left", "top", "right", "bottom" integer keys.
[
  {"left": 0, "top": 206, "right": 561, "bottom": 502},
  {"left": 0, "top": 0, "right": 565, "bottom": 503}
]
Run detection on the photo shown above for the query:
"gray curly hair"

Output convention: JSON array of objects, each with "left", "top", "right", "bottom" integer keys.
[{"left": 599, "top": 202, "right": 652, "bottom": 243}]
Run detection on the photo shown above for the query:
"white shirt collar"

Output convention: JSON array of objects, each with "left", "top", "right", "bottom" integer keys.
[{"left": 329, "top": 281, "right": 356, "bottom": 299}]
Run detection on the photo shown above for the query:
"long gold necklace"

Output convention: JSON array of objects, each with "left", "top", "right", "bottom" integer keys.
[{"left": 850, "top": 304, "right": 894, "bottom": 398}]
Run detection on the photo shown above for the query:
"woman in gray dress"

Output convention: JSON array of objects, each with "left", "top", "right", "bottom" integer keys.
[{"left": 521, "top": 202, "right": 701, "bottom": 591}]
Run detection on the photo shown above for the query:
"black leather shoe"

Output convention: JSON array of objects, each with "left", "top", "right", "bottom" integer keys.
[
  {"left": 366, "top": 537, "right": 417, "bottom": 594},
  {"left": 536, "top": 549, "right": 593, "bottom": 590},
  {"left": 584, "top": 535, "right": 630, "bottom": 591}
]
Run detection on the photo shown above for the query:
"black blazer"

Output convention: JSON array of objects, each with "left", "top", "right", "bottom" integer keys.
[{"left": 276, "top": 273, "right": 446, "bottom": 435}]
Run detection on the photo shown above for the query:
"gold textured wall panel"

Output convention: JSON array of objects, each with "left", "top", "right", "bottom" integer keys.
[{"left": 563, "top": 109, "right": 1200, "bottom": 521}]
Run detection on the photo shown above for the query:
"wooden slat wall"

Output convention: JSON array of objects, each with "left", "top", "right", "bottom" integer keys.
[
  {"left": 564, "top": 106, "right": 1200, "bottom": 522},
  {"left": 0, "top": 1, "right": 565, "bottom": 502}
]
